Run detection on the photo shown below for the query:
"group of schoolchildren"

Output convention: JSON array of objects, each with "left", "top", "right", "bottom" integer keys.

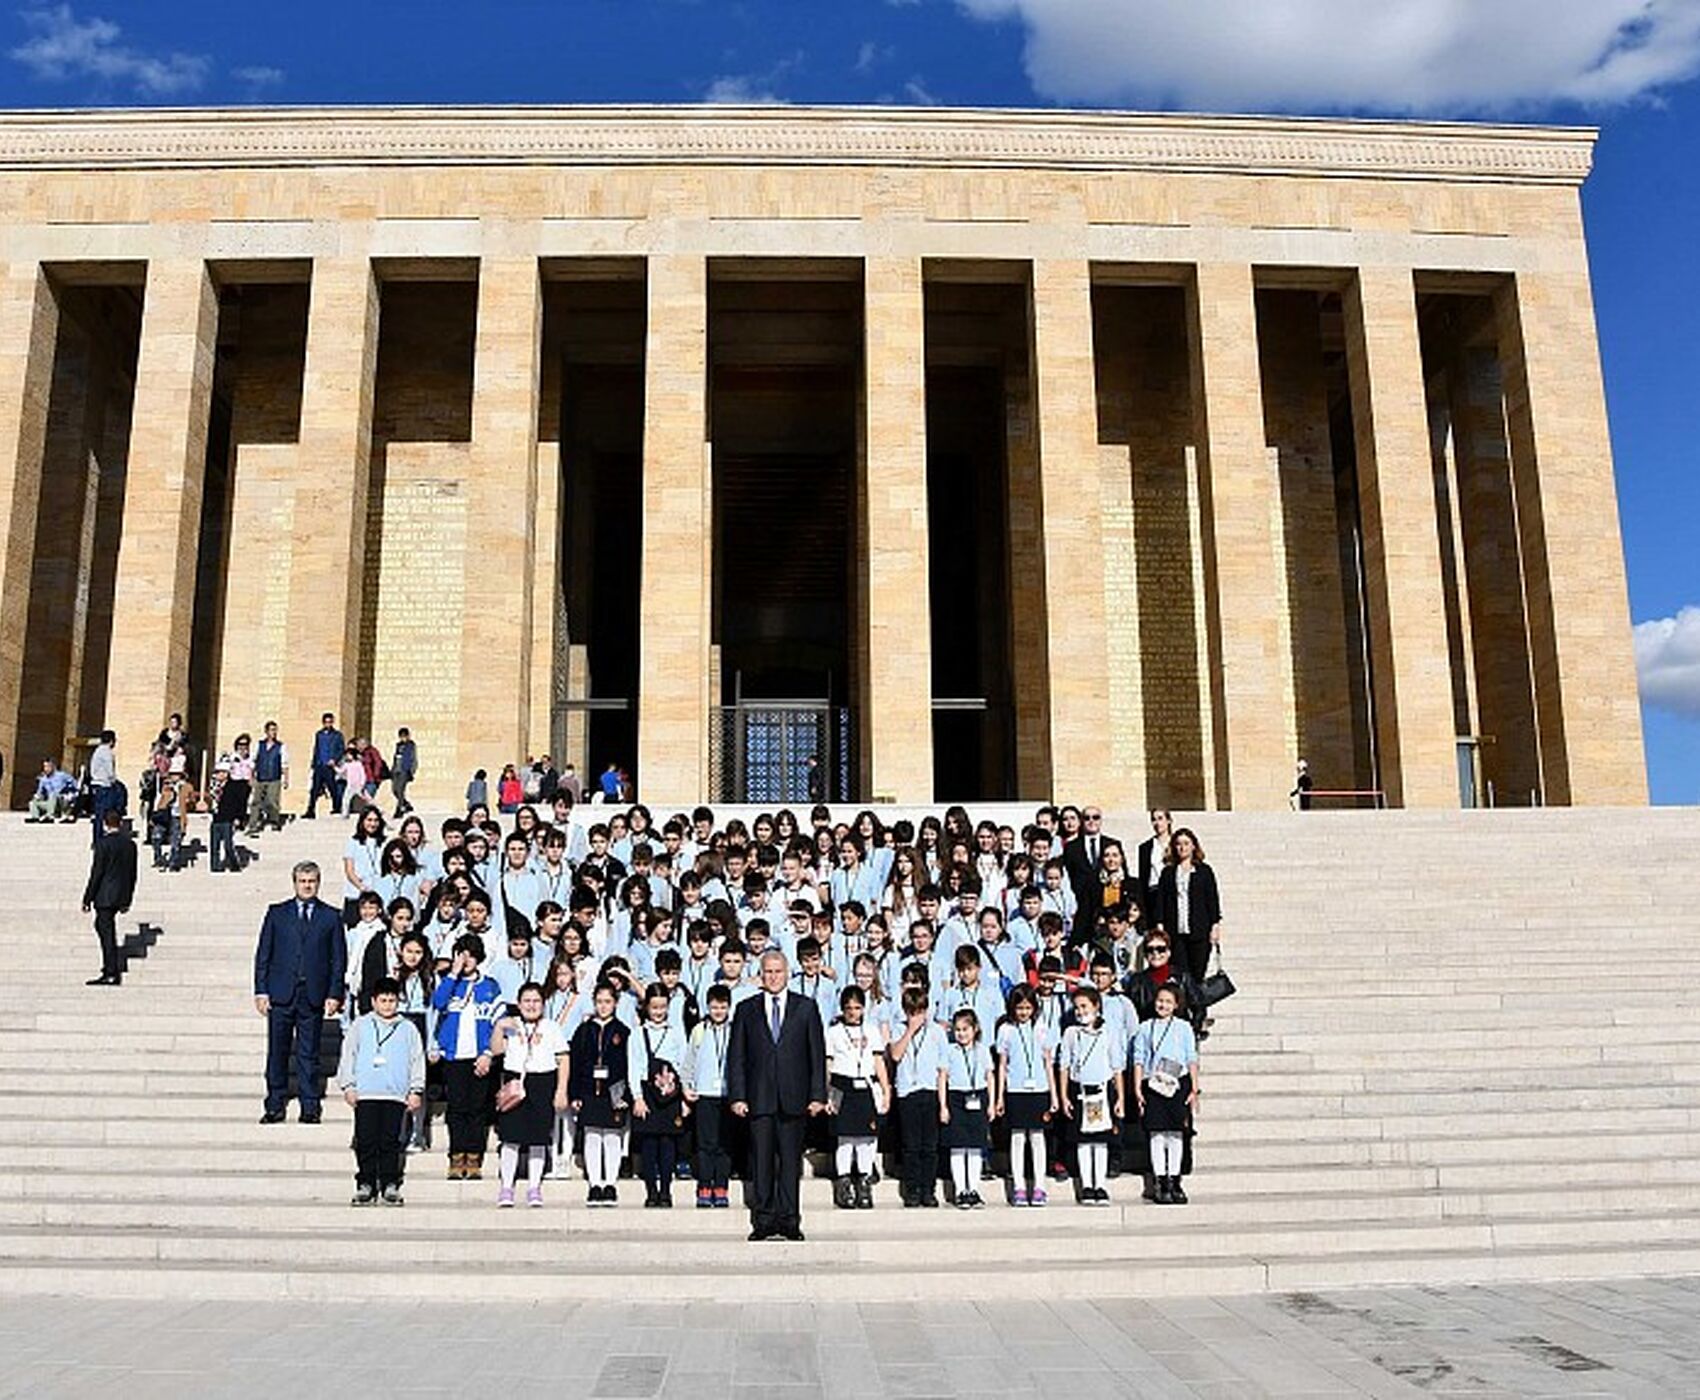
[{"left": 336, "top": 802, "right": 1207, "bottom": 1213}]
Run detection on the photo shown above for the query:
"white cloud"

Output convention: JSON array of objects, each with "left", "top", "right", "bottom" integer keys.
[
  {"left": 703, "top": 73, "right": 785, "bottom": 103},
  {"left": 234, "top": 65, "right": 285, "bottom": 92},
  {"left": 904, "top": 76, "right": 940, "bottom": 104},
  {"left": 855, "top": 40, "right": 888, "bottom": 73},
  {"left": 11, "top": 4, "right": 210, "bottom": 97},
  {"left": 1636, "top": 607, "right": 1700, "bottom": 718},
  {"left": 702, "top": 50, "right": 803, "bottom": 104},
  {"left": 954, "top": 0, "right": 1700, "bottom": 113}
]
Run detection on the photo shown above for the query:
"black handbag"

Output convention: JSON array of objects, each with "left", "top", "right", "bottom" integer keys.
[{"left": 1198, "top": 949, "right": 1236, "bottom": 1007}]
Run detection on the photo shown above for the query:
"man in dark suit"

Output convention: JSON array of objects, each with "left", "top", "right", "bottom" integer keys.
[
  {"left": 253, "top": 861, "right": 346, "bottom": 1124},
  {"left": 1063, "top": 805, "right": 1111, "bottom": 944},
  {"left": 81, "top": 808, "right": 138, "bottom": 986},
  {"left": 727, "top": 949, "right": 827, "bottom": 1241}
]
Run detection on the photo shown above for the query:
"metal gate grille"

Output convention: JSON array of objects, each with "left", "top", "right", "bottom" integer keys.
[{"left": 709, "top": 703, "right": 852, "bottom": 803}]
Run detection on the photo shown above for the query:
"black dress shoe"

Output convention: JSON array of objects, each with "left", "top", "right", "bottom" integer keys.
[
  {"left": 781, "top": 1225, "right": 805, "bottom": 1241},
  {"left": 299, "top": 1108, "right": 322, "bottom": 1124},
  {"left": 748, "top": 1226, "right": 773, "bottom": 1241},
  {"left": 85, "top": 974, "right": 118, "bottom": 986},
  {"left": 260, "top": 1109, "right": 286, "bottom": 1124}
]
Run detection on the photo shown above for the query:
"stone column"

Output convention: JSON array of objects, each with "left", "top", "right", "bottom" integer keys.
[
  {"left": 460, "top": 255, "right": 542, "bottom": 782},
  {"left": 282, "top": 258, "right": 378, "bottom": 753},
  {"left": 105, "top": 260, "right": 218, "bottom": 768},
  {"left": 1342, "top": 266, "right": 1460, "bottom": 808},
  {"left": 637, "top": 255, "right": 710, "bottom": 802},
  {"left": 1187, "top": 263, "right": 1291, "bottom": 810},
  {"left": 1494, "top": 267, "right": 1647, "bottom": 805},
  {"left": 0, "top": 262, "right": 59, "bottom": 798},
  {"left": 1028, "top": 260, "right": 1124, "bottom": 806},
  {"left": 861, "top": 257, "right": 933, "bottom": 802}
]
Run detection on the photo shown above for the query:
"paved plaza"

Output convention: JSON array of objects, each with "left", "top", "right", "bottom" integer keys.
[{"left": 4, "top": 1278, "right": 1695, "bottom": 1398}]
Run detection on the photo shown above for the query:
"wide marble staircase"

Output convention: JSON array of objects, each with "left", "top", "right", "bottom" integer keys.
[{"left": 0, "top": 805, "right": 1696, "bottom": 1300}]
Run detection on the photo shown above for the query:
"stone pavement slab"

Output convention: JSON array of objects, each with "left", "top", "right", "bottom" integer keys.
[{"left": 2, "top": 1279, "right": 1695, "bottom": 1397}]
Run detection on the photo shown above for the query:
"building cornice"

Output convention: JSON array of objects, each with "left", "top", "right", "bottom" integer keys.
[{"left": 0, "top": 105, "right": 1596, "bottom": 186}]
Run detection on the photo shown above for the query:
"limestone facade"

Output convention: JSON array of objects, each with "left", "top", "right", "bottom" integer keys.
[{"left": 0, "top": 106, "right": 1646, "bottom": 807}]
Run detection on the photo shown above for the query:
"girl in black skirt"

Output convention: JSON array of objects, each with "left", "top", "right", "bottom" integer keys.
[
  {"left": 1132, "top": 982, "right": 1200, "bottom": 1205},
  {"left": 568, "top": 982, "right": 631, "bottom": 1207},
  {"left": 994, "top": 985, "right": 1059, "bottom": 1207},
  {"left": 490, "top": 983, "right": 569, "bottom": 1208},
  {"left": 940, "top": 1008, "right": 994, "bottom": 1209},
  {"left": 826, "top": 986, "right": 891, "bottom": 1209}
]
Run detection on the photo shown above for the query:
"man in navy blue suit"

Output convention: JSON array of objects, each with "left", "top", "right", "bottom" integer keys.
[{"left": 253, "top": 861, "right": 346, "bottom": 1124}]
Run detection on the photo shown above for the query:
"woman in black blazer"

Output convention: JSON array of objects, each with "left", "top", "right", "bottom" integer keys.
[
  {"left": 1134, "top": 809, "right": 1172, "bottom": 932},
  {"left": 1154, "top": 828, "right": 1222, "bottom": 983}
]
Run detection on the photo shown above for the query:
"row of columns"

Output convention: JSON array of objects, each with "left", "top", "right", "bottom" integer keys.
[{"left": 0, "top": 250, "right": 1646, "bottom": 807}]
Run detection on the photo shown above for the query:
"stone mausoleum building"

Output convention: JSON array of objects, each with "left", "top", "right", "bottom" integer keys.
[{"left": 0, "top": 105, "right": 1647, "bottom": 810}]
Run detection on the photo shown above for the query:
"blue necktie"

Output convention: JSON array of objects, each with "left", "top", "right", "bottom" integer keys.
[{"left": 769, "top": 996, "right": 782, "bottom": 1043}]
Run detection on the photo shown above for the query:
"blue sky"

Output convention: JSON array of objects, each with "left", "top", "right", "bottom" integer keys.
[{"left": 3, "top": 2, "right": 1697, "bottom": 803}]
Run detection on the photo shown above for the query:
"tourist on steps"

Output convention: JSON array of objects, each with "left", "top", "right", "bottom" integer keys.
[
  {"left": 431, "top": 932, "right": 505, "bottom": 1180},
  {"left": 1132, "top": 983, "right": 1200, "bottom": 1206},
  {"left": 1154, "top": 827, "right": 1223, "bottom": 983},
  {"left": 253, "top": 861, "right": 346, "bottom": 1124},
  {"left": 81, "top": 806, "right": 137, "bottom": 986}
]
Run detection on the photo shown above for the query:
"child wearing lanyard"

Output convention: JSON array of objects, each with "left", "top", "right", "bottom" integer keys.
[
  {"left": 889, "top": 985, "right": 944, "bottom": 1208},
  {"left": 683, "top": 984, "right": 735, "bottom": 1208},
  {"left": 567, "top": 982, "right": 631, "bottom": 1207},
  {"left": 542, "top": 952, "right": 586, "bottom": 1178},
  {"left": 995, "top": 985, "right": 1059, "bottom": 1207},
  {"left": 630, "top": 985, "right": 691, "bottom": 1208},
  {"left": 392, "top": 932, "right": 436, "bottom": 1154},
  {"left": 1132, "top": 983, "right": 1201, "bottom": 1205},
  {"left": 941, "top": 1009, "right": 994, "bottom": 1209},
  {"left": 825, "top": 986, "right": 890, "bottom": 1210},
  {"left": 1059, "top": 984, "right": 1127, "bottom": 1206},
  {"left": 489, "top": 983, "right": 570, "bottom": 1208},
  {"left": 337, "top": 976, "right": 425, "bottom": 1206}
]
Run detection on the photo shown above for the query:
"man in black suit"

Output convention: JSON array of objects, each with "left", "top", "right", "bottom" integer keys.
[
  {"left": 727, "top": 948, "right": 827, "bottom": 1241},
  {"left": 80, "top": 808, "right": 138, "bottom": 986},
  {"left": 253, "top": 861, "right": 346, "bottom": 1124},
  {"left": 1063, "top": 805, "right": 1111, "bottom": 944}
]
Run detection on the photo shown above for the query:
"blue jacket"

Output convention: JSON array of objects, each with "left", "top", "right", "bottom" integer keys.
[
  {"left": 254, "top": 897, "right": 347, "bottom": 1006},
  {"left": 431, "top": 973, "right": 507, "bottom": 1060},
  {"left": 311, "top": 726, "right": 346, "bottom": 769}
]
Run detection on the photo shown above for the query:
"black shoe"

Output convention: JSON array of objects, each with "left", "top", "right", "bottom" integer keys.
[
  {"left": 644, "top": 1185, "right": 661, "bottom": 1208},
  {"left": 299, "top": 1108, "right": 322, "bottom": 1124},
  {"left": 350, "top": 1184, "right": 376, "bottom": 1207},
  {"left": 1142, "top": 1177, "right": 1159, "bottom": 1202},
  {"left": 85, "top": 973, "right": 118, "bottom": 986},
  {"left": 855, "top": 1176, "right": 874, "bottom": 1210},
  {"left": 901, "top": 1190, "right": 921, "bottom": 1209},
  {"left": 605, "top": 1185, "right": 618, "bottom": 1206},
  {"left": 260, "top": 1109, "right": 286, "bottom": 1124},
  {"left": 922, "top": 1193, "right": 940, "bottom": 1208},
  {"left": 1154, "top": 1176, "right": 1174, "bottom": 1205},
  {"left": 588, "top": 1186, "right": 604, "bottom": 1207},
  {"left": 748, "top": 1226, "right": 774, "bottom": 1241},
  {"left": 833, "top": 1178, "right": 854, "bottom": 1209},
  {"left": 659, "top": 1188, "right": 673, "bottom": 1208},
  {"left": 782, "top": 1225, "right": 804, "bottom": 1241},
  {"left": 1169, "top": 1177, "right": 1188, "bottom": 1205}
]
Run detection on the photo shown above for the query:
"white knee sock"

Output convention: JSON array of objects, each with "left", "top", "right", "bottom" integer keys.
[
  {"left": 500, "top": 1142, "right": 521, "bottom": 1189},
  {"left": 1026, "top": 1131, "right": 1048, "bottom": 1189},
  {"left": 836, "top": 1141, "right": 854, "bottom": 1176},
  {"left": 586, "top": 1129, "right": 619, "bottom": 1186},
  {"left": 1079, "top": 1142, "right": 1107, "bottom": 1187},
  {"left": 951, "top": 1148, "right": 971, "bottom": 1194},
  {"left": 853, "top": 1138, "right": 876, "bottom": 1175},
  {"left": 965, "top": 1149, "right": 983, "bottom": 1195},
  {"left": 526, "top": 1146, "right": 546, "bottom": 1190},
  {"left": 1154, "top": 1131, "right": 1182, "bottom": 1176}
]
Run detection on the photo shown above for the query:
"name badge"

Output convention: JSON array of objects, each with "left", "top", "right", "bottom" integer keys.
[
  {"left": 371, "top": 1055, "right": 387, "bottom": 1068},
  {"left": 852, "top": 1077, "right": 869, "bottom": 1090},
  {"left": 965, "top": 1095, "right": 983, "bottom": 1111},
  {"left": 593, "top": 1066, "right": 610, "bottom": 1080}
]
